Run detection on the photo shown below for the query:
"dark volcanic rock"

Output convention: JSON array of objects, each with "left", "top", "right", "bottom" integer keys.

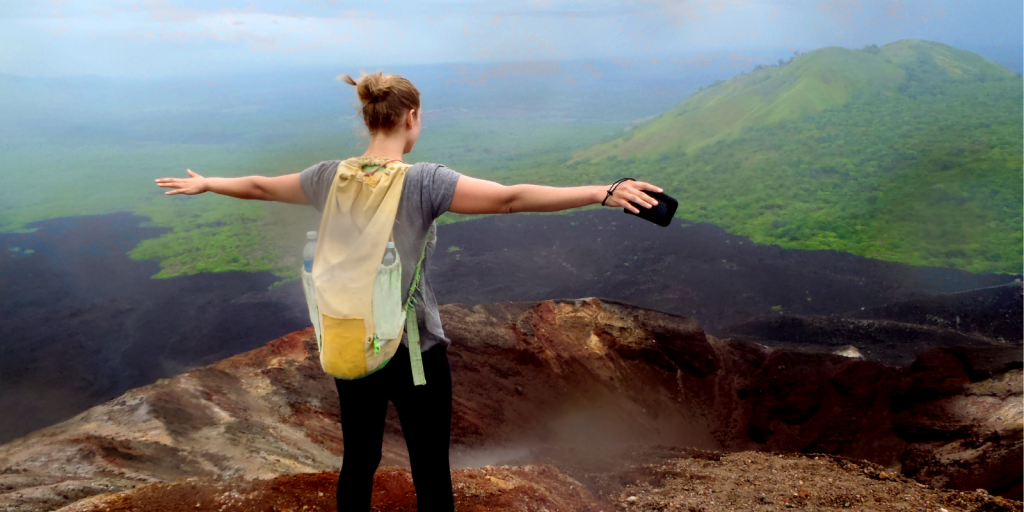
[
  {"left": 723, "top": 314, "right": 1010, "bottom": 366},
  {"left": 849, "top": 282, "right": 1023, "bottom": 342},
  {"left": 430, "top": 209, "right": 1019, "bottom": 335},
  {"left": 722, "top": 282, "right": 1023, "bottom": 366},
  {"left": 0, "top": 213, "right": 312, "bottom": 444}
]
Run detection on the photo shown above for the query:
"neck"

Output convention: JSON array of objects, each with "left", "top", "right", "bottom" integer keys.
[{"left": 361, "top": 132, "right": 406, "bottom": 161}]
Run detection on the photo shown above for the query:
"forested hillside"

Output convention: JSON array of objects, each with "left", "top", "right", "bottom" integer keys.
[{"left": 564, "top": 40, "right": 1022, "bottom": 273}]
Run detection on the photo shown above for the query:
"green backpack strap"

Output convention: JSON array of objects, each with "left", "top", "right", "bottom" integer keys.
[{"left": 403, "top": 234, "right": 431, "bottom": 386}]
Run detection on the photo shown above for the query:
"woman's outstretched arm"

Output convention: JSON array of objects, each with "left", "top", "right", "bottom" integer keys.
[
  {"left": 154, "top": 169, "right": 309, "bottom": 205},
  {"left": 448, "top": 175, "right": 663, "bottom": 215}
]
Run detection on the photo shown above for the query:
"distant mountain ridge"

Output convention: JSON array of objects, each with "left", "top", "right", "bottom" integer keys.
[
  {"left": 577, "top": 40, "right": 1016, "bottom": 161},
  {"left": 568, "top": 40, "right": 1022, "bottom": 273}
]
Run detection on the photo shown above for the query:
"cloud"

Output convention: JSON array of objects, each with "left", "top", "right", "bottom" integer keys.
[
  {"left": 639, "top": 0, "right": 757, "bottom": 26},
  {"left": 38, "top": 1, "right": 389, "bottom": 55},
  {"left": 27, "top": 0, "right": 75, "bottom": 20},
  {"left": 1, "top": 0, "right": 1019, "bottom": 77}
]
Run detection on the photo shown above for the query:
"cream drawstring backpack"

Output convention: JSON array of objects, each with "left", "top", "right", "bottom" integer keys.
[{"left": 300, "top": 157, "right": 430, "bottom": 385}]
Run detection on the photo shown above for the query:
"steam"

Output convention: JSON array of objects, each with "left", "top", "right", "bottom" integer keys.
[
  {"left": 450, "top": 394, "right": 717, "bottom": 471},
  {"left": 451, "top": 445, "right": 532, "bottom": 469}
]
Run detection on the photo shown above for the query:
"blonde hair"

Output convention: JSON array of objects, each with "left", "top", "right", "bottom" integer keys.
[{"left": 338, "top": 71, "right": 420, "bottom": 134}]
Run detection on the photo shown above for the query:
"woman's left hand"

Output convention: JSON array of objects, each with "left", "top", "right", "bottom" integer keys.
[{"left": 155, "top": 169, "right": 209, "bottom": 195}]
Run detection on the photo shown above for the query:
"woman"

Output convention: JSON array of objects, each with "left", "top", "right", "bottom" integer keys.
[{"left": 154, "top": 71, "right": 663, "bottom": 511}]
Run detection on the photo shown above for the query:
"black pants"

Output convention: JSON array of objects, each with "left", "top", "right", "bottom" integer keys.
[{"left": 334, "top": 342, "right": 454, "bottom": 512}]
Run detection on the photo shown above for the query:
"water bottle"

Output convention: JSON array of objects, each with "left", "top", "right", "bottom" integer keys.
[
  {"left": 303, "top": 231, "right": 317, "bottom": 272},
  {"left": 382, "top": 241, "right": 396, "bottom": 266}
]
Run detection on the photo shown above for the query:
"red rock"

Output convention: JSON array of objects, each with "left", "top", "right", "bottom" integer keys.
[{"left": 57, "top": 464, "right": 594, "bottom": 512}]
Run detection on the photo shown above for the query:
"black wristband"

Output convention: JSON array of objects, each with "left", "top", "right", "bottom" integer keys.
[{"left": 602, "top": 178, "right": 635, "bottom": 206}]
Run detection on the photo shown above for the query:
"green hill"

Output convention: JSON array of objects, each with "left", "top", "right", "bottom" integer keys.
[{"left": 567, "top": 40, "right": 1022, "bottom": 273}]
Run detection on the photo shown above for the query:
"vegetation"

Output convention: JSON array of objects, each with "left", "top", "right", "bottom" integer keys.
[
  {"left": 2, "top": 40, "right": 1019, "bottom": 280},
  {"left": 0, "top": 111, "right": 622, "bottom": 281},
  {"left": 567, "top": 40, "right": 1022, "bottom": 274},
  {"left": 1, "top": 133, "right": 345, "bottom": 279}
]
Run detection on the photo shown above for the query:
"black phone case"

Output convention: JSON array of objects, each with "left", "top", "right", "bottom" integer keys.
[{"left": 624, "top": 191, "right": 678, "bottom": 227}]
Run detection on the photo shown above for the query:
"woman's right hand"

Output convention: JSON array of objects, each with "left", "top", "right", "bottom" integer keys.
[
  {"left": 155, "top": 169, "right": 209, "bottom": 195},
  {"left": 602, "top": 180, "right": 663, "bottom": 214}
]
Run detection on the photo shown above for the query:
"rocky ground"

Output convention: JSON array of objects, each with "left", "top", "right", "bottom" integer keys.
[
  {"left": 55, "top": 464, "right": 597, "bottom": 512},
  {"left": 1, "top": 298, "right": 1019, "bottom": 511},
  {"left": 601, "top": 451, "right": 1021, "bottom": 512},
  {"left": 45, "top": 452, "right": 1022, "bottom": 512}
]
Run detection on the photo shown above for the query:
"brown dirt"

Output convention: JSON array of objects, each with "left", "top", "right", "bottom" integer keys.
[{"left": 599, "top": 451, "right": 1022, "bottom": 512}]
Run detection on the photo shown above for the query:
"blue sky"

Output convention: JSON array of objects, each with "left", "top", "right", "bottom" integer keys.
[{"left": 2, "top": 0, "right": 1021, "bottom": 77}]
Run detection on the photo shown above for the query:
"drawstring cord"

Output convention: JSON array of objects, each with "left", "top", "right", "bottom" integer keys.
[{"left": 602, "top": 178, "right": 635, "bottom": 206}]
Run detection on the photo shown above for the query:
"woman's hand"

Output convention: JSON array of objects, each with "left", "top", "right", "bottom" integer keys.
[
  {"left": 155, "top": 169, "right": 209, "bottom": 196},
  {"left": 602, "top": 180, "right": 663, "bottom": 214}
]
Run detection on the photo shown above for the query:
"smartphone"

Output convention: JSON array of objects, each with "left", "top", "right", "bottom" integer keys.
[{"left": 625, "top": 191, "right": 678, "bottom": 227}]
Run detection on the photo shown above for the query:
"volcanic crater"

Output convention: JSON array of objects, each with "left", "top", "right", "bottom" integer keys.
[{"left": 0, "top": 295, "right": 1019, "bottom": 511}]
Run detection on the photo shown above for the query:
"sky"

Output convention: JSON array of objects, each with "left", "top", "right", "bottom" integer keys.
[{"left": 1, "top": 0, "right": 1021, "bottom": 78}]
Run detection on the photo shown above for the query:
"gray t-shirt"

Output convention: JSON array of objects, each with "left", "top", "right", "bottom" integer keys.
[{"left": 300, "top": 160, "right": 461, "bottom": 353}]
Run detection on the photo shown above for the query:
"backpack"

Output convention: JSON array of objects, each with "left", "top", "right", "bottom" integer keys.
[{"left": 300, "top": 157, "right": 429, "bottom": 385}]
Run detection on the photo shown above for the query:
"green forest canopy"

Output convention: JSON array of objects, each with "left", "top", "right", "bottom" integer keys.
[{"left": 562, "top": 40, "right": 1022, "bottom": 274}]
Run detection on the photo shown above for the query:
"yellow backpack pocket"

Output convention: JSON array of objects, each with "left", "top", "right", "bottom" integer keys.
[{"left": 320, "top": 315, "right": 369, "bottom": 378}]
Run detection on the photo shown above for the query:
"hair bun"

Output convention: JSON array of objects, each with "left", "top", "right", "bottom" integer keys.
[{"left": 339, "top": 71, "right": 392, "bottom": 105}]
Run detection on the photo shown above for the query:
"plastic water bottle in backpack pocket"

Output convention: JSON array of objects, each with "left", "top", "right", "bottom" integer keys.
[
  {"left": 372, "top": 241, "right": 405, "bottom": 343},
  {"left": 301, "top": 231, "right": 322, "bottom": 351}
]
